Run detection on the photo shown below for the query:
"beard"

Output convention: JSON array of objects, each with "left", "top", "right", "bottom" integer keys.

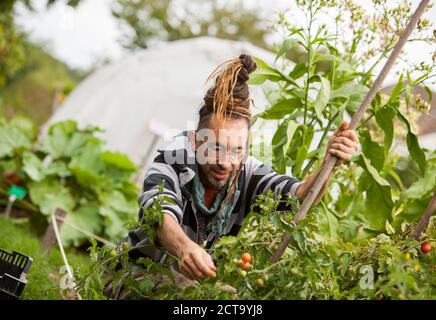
[{"left": 202, "top": 165, "right": 233, "bottom": 189}]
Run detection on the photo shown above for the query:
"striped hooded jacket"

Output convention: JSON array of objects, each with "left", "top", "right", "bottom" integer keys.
[{"left": 126, "top": 131, "right": 301, "bottom": 262}]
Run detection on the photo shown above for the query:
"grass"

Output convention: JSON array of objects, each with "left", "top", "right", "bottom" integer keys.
[{"left": 0, "top": 216, "right": 92, "bottom": 299}]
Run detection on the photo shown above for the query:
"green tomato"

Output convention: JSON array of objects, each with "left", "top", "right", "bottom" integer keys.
[{"left": 122, "top": 242, "right": 131, "bottom": 251}]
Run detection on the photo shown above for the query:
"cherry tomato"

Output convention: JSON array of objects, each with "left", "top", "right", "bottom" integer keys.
[
  {"left": 421, "top": 242, "right": 431, "bottom": 254},
  {"left": 239, "top": 270, "right": 247, "bottom": 277},
  {"left": 242, "top": 252, "right": 252, "bottom": 263},
  {"left": 241, "top": 261, "right": 251, "bottom": 270},
  {"left": 255, "top": 278, "right": 264, "bottom": 286}
]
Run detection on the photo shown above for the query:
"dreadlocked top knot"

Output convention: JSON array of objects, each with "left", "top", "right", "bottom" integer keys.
[
  {"left": 199, "top": 53, "right": 257, "bottom": 128},
  {"left": 237, "top": 54, "right": 257, "bottom": 82}
]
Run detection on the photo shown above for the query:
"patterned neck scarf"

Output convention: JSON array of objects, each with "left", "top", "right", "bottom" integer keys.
[{"left": 192, "top": 174, "right": 238, "bottom": 236}]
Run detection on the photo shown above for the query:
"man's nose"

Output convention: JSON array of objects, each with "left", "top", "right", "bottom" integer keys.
[{"left": 217, "top": 153, "right": 232, "bottom": 170}]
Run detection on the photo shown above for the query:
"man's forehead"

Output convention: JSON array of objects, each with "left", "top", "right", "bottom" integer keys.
[{"left": 197, "top": 127, "right": 249, "bottom": 145}]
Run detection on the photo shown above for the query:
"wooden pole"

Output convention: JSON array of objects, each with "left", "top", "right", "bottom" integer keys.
[
  {"left": 412, "top": 193, "right": 436, "bottom": 240},
  {"left": 272, "top": 0, "right": 431, "bottom": 263}
]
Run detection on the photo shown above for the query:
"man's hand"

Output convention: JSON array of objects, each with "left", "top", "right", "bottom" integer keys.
[
  {"left": 327, "top": 121, "right": 359, "bottom": 164},
  {"left": 178, "top": 242, "right": 217, "bottom": 281},
  {"left": 156, "top": 214, "right": 216, "bottom": 281}
]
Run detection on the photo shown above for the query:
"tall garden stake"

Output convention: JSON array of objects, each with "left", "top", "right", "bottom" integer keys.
[{"left": 272, "top": 0, "right": 431, "bottom": 263}]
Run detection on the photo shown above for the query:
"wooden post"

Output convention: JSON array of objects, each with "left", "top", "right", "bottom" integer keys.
[
  {"left": 42, "top": 208, "right": 67, "bottom": 254},
  {"left": 412, "top": 193, "right": 436, "bottom": 240},
  {"left": 271, "top": 0, "right": 431, "bottom": 263}
]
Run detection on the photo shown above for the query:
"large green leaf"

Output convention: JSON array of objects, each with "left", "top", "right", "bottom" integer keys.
[
  {"left": 401, "top": 164, "right": 436, "bottom": 201},
  {"left": 29, "top": 178, "right": 76, "bottom": 216},
  {"left": 101, "top": 151, "right": 137, "bottom": 171},
  {"left": 68, "top": 140, "right": 105, "bottom": 187},
  {"left": 258, "top": 99, "right": 302, "bottom": 119},
  {"left": 355, "top": 154, "right": 390, "bottom": 187},
  {"left": 248, "top": 57, "right": 297, "bottom": 86},
  {"left": 0, "top": 123, "right": 32, "bottom": 157},
  {"left": 313, "top": 76, "right": 331, "bottom": 118},
  {"left": 42, "top": 120, "right": 92, "bottom": 159},
  {"left": 22, "top": 151, "right": 46, "bottom": 182},
  {"left": 318, "top": 201, "right": 339, "bottom": 240},
  {"left": 375, "top": 106, "right": 395, "bottom": 155},
  {"left": 61, "top": 202, "right": 103, "bottom": 247},
  {"left": 272, "top": 120, "right": 299, "bottom": 174},
  {"left": 360, "top": 130, "right": 385, "bottom": 171},
  {"left": 395, "top": 110, "right": 426, "bottom": 174},
  {"left": 355, "top": 155, "right": 393, "bottom": 230}
]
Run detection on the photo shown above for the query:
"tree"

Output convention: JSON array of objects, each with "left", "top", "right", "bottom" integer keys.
[
  {"left": 0, "top": 0, "right": 82, "bottom": 89},
  {"left": 112, "top": 0, "right": 273, "bottom": 50}
]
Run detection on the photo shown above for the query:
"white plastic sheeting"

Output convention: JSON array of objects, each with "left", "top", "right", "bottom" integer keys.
[{"left": 43, "top": 37, "right": 278, "bottom": 167}]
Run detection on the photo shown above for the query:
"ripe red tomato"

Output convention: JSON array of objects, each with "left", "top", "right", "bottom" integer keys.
[
  {"left": 421, "top": 242, "right": 431, "bottom": 254},
  {"left": 242, "top": 252, "right": 251, "bottom": 263},
  {"left": 241, "top": 261, "right": 251, "bottom": 270}
]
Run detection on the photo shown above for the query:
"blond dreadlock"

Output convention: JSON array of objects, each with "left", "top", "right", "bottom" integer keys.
[{"left": 199, "top": 54, "right": 257, "bottom": 128}]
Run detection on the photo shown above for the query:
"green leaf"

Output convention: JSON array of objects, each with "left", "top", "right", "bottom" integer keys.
[
  {"left": 330, "top": 83, "right": 368, "bottom": 100},
  {"left": 313, "top": 54, "right": 354, "bottom": 73},
  {"left": 360, "top": 130, "right": 385, "bottom": 171},
  {"left": 395, "top": 109, "right": 426, "bottom": 174},
  {"left": 29, "top": 178, "right": 76, "bottom": 216},
  {"left": 313, "top": 76, "right": 331, "bottom": 118},
  {"left": 355, "top": 154, "right": 390, "bottom": 187},
  {"left": 388, "top": 74, "right": 403, "bottom": 103},
  {"left": 272, "top": 120, "right": 299, "bottom": 174},
  {"left": 318, "top": 201, "right": 339, "bottom": 240},
  {"left": 248, "top": 57, "right": 297, "bottom": 86},
  {"left": 288, "top": 62, "right": 306, "bottom": 80},
  {"left": 0, "top": 122, "right": 32, "bottom": 157},
  {"left": 101, "top": 151, "right": 137, "bottom": 171},
  {"left": 43, "top": 120, "right": 92, "bottom": 159},
  {"left": 375, "top": 106, "right": 395, "bottom": 155},
  {"left": 22, "top": 151, "right": 46, "bottom": 182},
  {"left": 275, "top": 38, "right": 297, "bottom": 63},
  {"left": 258, "top": 99, "right": 302, "bottom": 119},
  {"left": 61, "top": 202, "right": 103, "bottom": 247},
  {"left": 355, "top": 155, "right": 393, "bottom": 230},
  {"left": 424, "top": 85, "right": 433, "bottom": 103},
  {"left": 401, "top": 164, "right": 436, "bottom": 200},
  {"left": 68, "top": 140, "right": 105, "bottom": 187}
]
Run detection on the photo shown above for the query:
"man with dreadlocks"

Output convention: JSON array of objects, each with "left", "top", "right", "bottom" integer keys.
[{"left": 112, "top": 54, "right": 358, "bottom": 295}]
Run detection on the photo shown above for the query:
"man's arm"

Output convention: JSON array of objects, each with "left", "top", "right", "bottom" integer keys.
[{"left": 156, "top": 213, "right": 216, "bottom": 280}]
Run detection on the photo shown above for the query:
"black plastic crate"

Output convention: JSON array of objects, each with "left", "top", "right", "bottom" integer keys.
[{"left": 0, "top": 248, "right": 33, "bottom": 300}]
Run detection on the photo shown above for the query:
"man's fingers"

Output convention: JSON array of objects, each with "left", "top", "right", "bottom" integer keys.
[
  {"left": 180, "top": 263, "right": 197, "bottom": 280},
  {"left": 191, "top": 252, "right": 216, "bottom": 278},
  {"left": 337, "top": 129, "right": 359, "bottom": 142},
  {"left": 331, "top": 136, "right": 357, "bottom": 150},
  {"left": 202, "top": 251, "right": 217, "bottom": 271},
  {"left": 329, "top": 148, "right": 352, "bottom": 161},
  {"left": 201, "top": 252, "right": 217, "bottom": 277},
  {"left": 185, "top": 257, "right": 207, "bottom": 279},
  {"left": 339, "top": 121, "right": 349, "bottom": 131},
  {"left": 331, "top": 143, "right": 355, "bottom": 155}
]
